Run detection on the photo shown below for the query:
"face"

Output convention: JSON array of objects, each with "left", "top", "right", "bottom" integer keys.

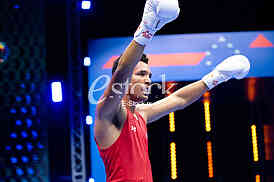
[{"left": 127, "top": 61, "right": 152, "bottom": 103}]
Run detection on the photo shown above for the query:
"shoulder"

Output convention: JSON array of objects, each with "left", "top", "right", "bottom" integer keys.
[
  {"left": 135, "top": 103, "right": 151, "bottom": 122},
  {"left": 94, "top": 103, "right": 128, "bottom": 148}
]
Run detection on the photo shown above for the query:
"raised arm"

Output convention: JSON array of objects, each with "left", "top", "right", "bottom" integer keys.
[
  {"left": 96, "top": 41, "right": 144, "bottom": 120},
  {"left": 139, "top": 55, "right": 250, "bottom": 124},
  {"left": 95, "top": 0, "right": 180, "bottom": 122}
]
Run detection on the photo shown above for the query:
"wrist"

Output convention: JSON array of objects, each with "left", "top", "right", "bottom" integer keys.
[
  {"left": 133, "top": 23, "right": 155, "bottom": 46},
  {"left": 202, "top": 70, "right": 229, "bottom": 90}
]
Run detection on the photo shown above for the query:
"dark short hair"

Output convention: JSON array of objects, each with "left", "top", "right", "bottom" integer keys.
[{"left": 112, "top": 53, "right": 149, "bottom": 74}]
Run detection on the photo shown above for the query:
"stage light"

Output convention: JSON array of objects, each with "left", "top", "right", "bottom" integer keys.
[
  {"left": 203, "top": 92, "right": 211, "bottom": 132},
  {"left": 247, "top": 78, "right": 257, "bottom": 102},
  {"left": 89, "top": 178, "right": 95, "bottom": 182},
  {"left": 13, "top": 4, "right": 20, "bottom": 9},
  {"left": 21, "top": 83, "right": 25, "bottom": 88},
  {"left": 26, "top": 95, "right": 31, "bottom": 104},
  {"left": 16, "top": 96, "right": 22, "bottom": 102},
  {"left": 204, "top": 101, "right": 211, "bottom": 132},
  {"left": 16, "top": 168, "right": 24, "bottom": 176},
  {"left": 170, "top": 142, "right": 177, "bottom": 180},
  {"left": 256, "top": 174, "right": 260, "bottom": 182},
  {"left": 84, "top": 57, "right": 91, "bottom": 66},
  {"left": 27, "top": 168, "right": 34, "bottom": 175},
  {"left": 10, "top": 108, "right": 16, "bottom": 114},
  {"left": 16, "top": 120, "right": 22, "bottom": 126},
  {"left": 263, "top": 125, "right": 272, "bottom": 160},
  {"left": 10, "top": 132, "right": 17, "bottom": 139},
  {"left": 37, "top": 142, "right": 44, "bottom": 149},
  {"left": 82, "top": 0, "right": 91, "bottom": 10},
  {"left": 32, "top": 130, "right": 38, "bottom": 139},
  {"left": 251, "top": 124, "right": 259, "bottom": 162},
  {"left": 31, "top": 106, "right": 37, "bottom": 116},
  {"left": 51, "top": 82, "right": 63, "bottom": 102},
  {"left": 86, "top": 115, "right": 93, "bottom": 125},
  {"left": 10, "top": 157, "right": 18, "bottom": 164},
  {"left": 6, "top": 146, "right": 11, "bottom": 151},
  {"left": 27, "top": 143, "right": 33, "bottom": 151},
  {"left": 26, "top": 118, "right": 32, "bottom": 128},
  {"left": 21, "top": 107, "right": 27, "bottom": 114},
  {"left": 16, "top": 144, "right": 23, "bottom": 150},
  {"left": 21, "top": 178, "right": 28, "bottom": 182},
  {"left": 32, "top": 154, "right": 39, "bottom": 161},
  {"left": 169, "top": 112, "right": 175, "bottom": 132},
  {"left": 21, "top": 131, "right": 28, "bottom": 138},
  {"left": 21, "top": 156, "right": 29, "bottom": 163},
  {"left": 206, "top": 141, "right": 214, "bottom": 178}
]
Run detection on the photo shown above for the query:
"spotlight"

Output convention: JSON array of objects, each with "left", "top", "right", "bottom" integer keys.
[
  {"left": 21, "top": 156, "right": 29, "bottom": 163},
  {"left": 51, "top": 82, "right": 63, "bottom": 102},
  {"left": 32, "top": 155, "right": 39, "bottom": 161},
  {"left": 31, "top": 130, "right": 38, "bottom": 139},
  {"left": 10, "top": 157, "right": 18, "bottom": 164},
  {"left": 27, "top": 168, "right": 34, "bottom": 175},
  {"left": 86, "top": 115, "right": 93, "bottom": 125},
  {"left": 16, "top": 168, "right": 24, "bottom": 176},
  {"left": 10, "top": 133, "right": 17, "bottom": 139},
  {"left": 84, "top": 57, "right": 91, "bottom": 66},
  {"left": 21, "top": 131, "right": 28, "bottom": 138},
  {"left": 21, "top": 107, "right": 27, "bottom": 114},
  {"left": 16, "top": 144, "right": 23, "bottom": 150},
  {"left": 89, "top": 178, "right": 95, "bottom": 182},
  {"left": 16, "top": 120, "right": 22, "bottom": 126},
  {"left": 26, "top": 118, "right": 32, "bottom": 128},
  {"left": 37, "top": 142, "right": 44, "bottom": 149},
  {"left": 10, "top": 108, "right": 16, "bottom": 114},
  {"left": 13, "top": 4, "right": 20, "bottom": 9},
  {"left": 27, "top": 143, "right": 33, "bottom": 151},
  {"left": 82, "top": 0, "right": 92, "bottom": 10},
  {"left": 31, "top": 106, "right": 37, "bottom": 116}
]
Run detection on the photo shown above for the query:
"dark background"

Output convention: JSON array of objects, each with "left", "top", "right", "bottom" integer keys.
[
  {"left": 80, "top": 0, "right": 273, "bottom": 39},
  {"left": 0, "top": 0, "right": 273, "bottom": 182}
]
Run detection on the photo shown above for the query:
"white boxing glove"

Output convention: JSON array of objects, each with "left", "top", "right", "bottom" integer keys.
[
  {"left": 202, "top": 55, "right": 251, "bottom": 90},
  {"left": 134, "top": 0, "right": 180, "bottom": 46}
]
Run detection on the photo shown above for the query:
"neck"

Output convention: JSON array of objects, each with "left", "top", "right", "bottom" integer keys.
[{"left": 122, "top": 95, "right": 138, "bottom": 113}]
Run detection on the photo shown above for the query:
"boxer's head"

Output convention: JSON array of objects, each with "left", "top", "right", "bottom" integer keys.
[{"left": 112, "top": 54, "right": 152, "bottom": 103}]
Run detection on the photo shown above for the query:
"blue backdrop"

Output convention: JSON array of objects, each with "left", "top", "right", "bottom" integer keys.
[{"left": 88, "top": 31, "right": 274, "bottom": 181}]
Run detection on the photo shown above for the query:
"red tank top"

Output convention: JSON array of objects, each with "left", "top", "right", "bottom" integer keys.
[{"left": 95, "top": 108, "right": 153, "bottom": 182}]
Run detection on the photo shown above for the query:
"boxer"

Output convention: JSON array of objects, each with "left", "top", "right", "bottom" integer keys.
[{"left": 94, "top": 0, "right": 250, "bottom": 181}]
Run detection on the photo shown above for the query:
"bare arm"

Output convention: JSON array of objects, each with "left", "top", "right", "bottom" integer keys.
[
  {"left": 96, "top": 41, "right": 144, "bottom": 121},
  {"left": 139, "top": 54, "right": 251, "bottom": 124},
  {"left": 138, "top": 80, "right": 208, "bottom": 123}
]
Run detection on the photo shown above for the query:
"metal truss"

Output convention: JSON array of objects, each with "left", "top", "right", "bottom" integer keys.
[{"left": 68, "top": 1, "right": 87, "bottom": 182}]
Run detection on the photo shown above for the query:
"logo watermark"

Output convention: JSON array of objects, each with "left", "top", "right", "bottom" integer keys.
[{"left": 88, "top": 74, "right": 177, "bottom": 105}]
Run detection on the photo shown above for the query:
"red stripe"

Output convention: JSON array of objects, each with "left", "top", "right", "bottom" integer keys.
[{"left": 103, "top": 52, "right": 206, "bottom": 69}]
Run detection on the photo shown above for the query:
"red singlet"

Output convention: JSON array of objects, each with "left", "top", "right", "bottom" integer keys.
[{"left": 95, "top": 108, "right": 153, "bottom": 182}]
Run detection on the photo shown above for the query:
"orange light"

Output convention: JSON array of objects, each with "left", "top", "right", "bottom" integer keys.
[
  {"left": 247, "top": 78, "right": 257, "bottom": 102},
  {"left": 251, "top": 125, "right": 259, "bottom": 162},
  {"left": 206, "top": 141, "right": 214, "bottom": 178},
  {"left": 169, "top": 112, "right": 175, "bottom": 132},
  {"left": 256, "top": 174, "right": 260, "bottom": 182},
  {"left": 264, "top": 125, "right": 273, "bottom": 160},
  {"left": 170, "top": 142, "right": 177, "bottom": 180}
]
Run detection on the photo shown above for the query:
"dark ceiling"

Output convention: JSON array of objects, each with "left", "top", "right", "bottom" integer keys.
[{"left": 80, "top": 0, "right": 273, "bottom": 39}]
